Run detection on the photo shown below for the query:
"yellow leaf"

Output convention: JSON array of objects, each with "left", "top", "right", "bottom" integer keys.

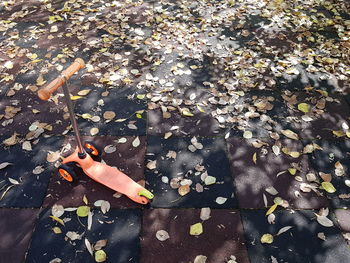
[
  {"left": 289, "top": 152, "right": 300, "bottom": 158},
  {"left": 95, "top": 250, "right": 107, "bottom": 262},
  {"left": 52, "top": 227, "right": 62, "bottom": 234},
  {"left": 70, "top": 95, "right": 83, "bottom": 100},
  {"left": 182, "top": 108, "right": 194, "bottom": 117},
  {"left": 76, "top": 206, "right": 90, "bottom": 217},
  {"left": 178, "top": 185, "right": 190, "bottom": 196},
  {"left": 332, "top": 130, "right": 345, "bottom": 137},
  {"left": 83, "top": 195, "right": 88, "bottom": 205},
  {"left": 136, "top": 113, "right": 142, "bottom": 119},
  {"left": 81, "top": 113, "right": 92, "bottom": 119},
  {"left": 266, "top": 203, "right": 278, "bottom": 216},
  {"left": 261, "top": 233, "right": 274, "bottom": 244},
  {"left": 190, "top": 222, "right": 203, "bottom": 236},
  {"left": 253, "top": 152, "right": 257, "bottom": 164},
  {"left": 196, "top": 104, "right": 205, "bottom": 113},
  {"left": 288, "top": 168, "right": 297, "bottom": 175},
  {"left": 321, "top": 182, "right": 336, "bottom": 193},
  {"left": 49, "top": 216, "right": 65, "bottom": 226},
  {"left": 281, "top": 130, "right": 299, "bottom": 140},
  {"left": 297, "top": 103, "right": 309, "bottom": 113},
  {"left": 77, "top": 89, "right": 91, "bottom": 96},
  {"left": 137, "top": 94, "right": 145, "bottom": 100}
]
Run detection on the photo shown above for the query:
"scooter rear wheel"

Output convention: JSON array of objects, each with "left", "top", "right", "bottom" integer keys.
[
  {"left": 84, "top": 141, "right": 102, "bottom": 157},
  {"left": 58, "top": 163, "right": 78, "bottom": 183}
]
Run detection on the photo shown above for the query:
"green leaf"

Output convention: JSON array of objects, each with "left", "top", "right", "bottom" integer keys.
[
  {"left": 77, "top": 206, "right": 90, "bottom": 217},
  {"left": 95, "top": 250, "right": 107, "bottom": 262},
  {"left": 298, "top": 103, "right": 309, "bottom": 113},
  {"left": 190, "top": 222, "right": 203, "bottom": 236},
  {"left": 321, "top": 182, "right": 336, "bottom": 193},
  {"left": 261, "top": 233, "right": 274, "bottom": 244},
  {"left": 136, "top": 94, "right": 145, "bottom": 100}
]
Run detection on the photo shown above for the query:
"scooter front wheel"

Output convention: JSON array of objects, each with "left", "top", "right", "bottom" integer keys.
[
  {"left": 58, "top": 163, "right": 78, "bottom": 183},
  {"left": 84, "top": 141, "right": 102, "bottom": 157}
]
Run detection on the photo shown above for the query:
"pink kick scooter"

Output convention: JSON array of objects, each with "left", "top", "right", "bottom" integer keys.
[{"left": 38, "top": 58, "right": 154, "bottom": 204}]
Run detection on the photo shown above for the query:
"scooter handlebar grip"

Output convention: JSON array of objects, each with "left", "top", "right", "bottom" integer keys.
[{"left": 37, "top": 58, "right": 85, "bottom": 101}]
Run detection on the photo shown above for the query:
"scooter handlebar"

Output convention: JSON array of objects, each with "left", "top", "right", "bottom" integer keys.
[{"left": 38, "top": 58, "right": 85, "bottom": 101}]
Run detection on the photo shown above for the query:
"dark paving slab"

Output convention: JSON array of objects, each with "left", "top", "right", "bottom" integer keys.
[
  {"left": 140, "top": 208, "right": 249, "bottom": 263},
  {"left": 0, "top": 76, "right": 81, "bottom": 137},
  {"left": 334, "top": 209, "right": 350, "bottom": 232},
  {"left": 227, "top": 137, "right": 329, "bottom": 209},
  {"left": 0, "top": 208, "right": 39, "bottom": 263},
  {"left": 147, "top": 108, "right": 222, "bottom": 136},
  {"left": 226, "top": 90, "right": 293, "bottom": 139},
  {"left": 0, "top": 136, "right": 63, "bottom": 208},
  {"left": 25, "top": 208, "right": 141, "bottom": 263},
  {"left": 282, "top": 91, "right": 350, "bottom": 139},
  {"left": 310, "top": 140, "right": 350, "bottom": 208},
  {"left": 74, "top": 87, "right": 147, "bottom": 136},
  {"left": 145, "top": 136, "right": 237, "bottom": 208},
  {"left": 43, "top": 136, "right": 146, "bottom": 208},
  {"left": 241, "top": 209, "right": 350, "bottom": 263}
]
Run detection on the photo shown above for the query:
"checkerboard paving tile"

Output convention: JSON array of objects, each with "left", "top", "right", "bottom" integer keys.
[
  {"left": 140, "top": 208, "right": 250, "bottom": 263},
  {"left": 43, "top": 136, "right": 146, "bottom": 208},
  {"left": 0, "top": 136, "right": 63, "bottom": 208},
  {"left": 145, "top": 136, "right": 237, "bottom": 208},
  {"left": 74, "top": 87, "right": 147, "bottom": 136},
  {"left": 310, "top": 140, "right": 350, "bottom": 208},
  {"left": 282, "top": 91, "right": 350, "bottom": 140},
  {"left": 241, "top": 209, "right": 350, "bottom": 263},
  {"left": 334, "top": 209, "right": 350, "bottom": 246},
  {"left": 0, "top": 208, "right": 39, "bottom": 263},
  {"left": 25, "top": 208, "right": 141, "bottom": 263},
  {"left": 227, "top": 137, "right": 329, "bottom": 209}
]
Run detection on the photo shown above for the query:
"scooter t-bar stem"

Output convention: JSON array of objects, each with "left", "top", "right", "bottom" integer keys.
[{"left": 38, "top": 58, "right": 85, "bottom": 101}]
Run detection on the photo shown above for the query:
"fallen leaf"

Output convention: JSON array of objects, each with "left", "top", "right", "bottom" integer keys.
[
  {"left": 100, "top": 201, "right": 110, "bottom": 214},
  {"left": 178, "top": 185, "right": 190, "bottom": 196},
  {"left": 276, "top": 226, "right": 293, "bottom": 236},
  {"left": 200, "top": 208, "right": 211, "bottom": 221},
  {"left": 281, "top": 130, "right": 299, "bottom": 140},
  {"left": 190, "top": 223, "right": 203, "bottom": 236},
  {"left": 77, "top": 89, "right": 91, "bottom": 96},
  {"left": 95, "top": 250, "right": 107, "bottom": 262},
  {"left": 156, "top": 230, "right": 170, "bottom": 241},
  {"left": 204, "top": 176, "right": 216, "bottom": 185},
  {"left": 104, "top": 145, "right": 116, "bottom": 153},
  {"left": 316, "top": 215, "right": 334, "bottom": 227},
  {"left": 0, "top": 162, "right": 12, "bottom": 170},
  {"left": 261, "top": 234, "right": 274, "bottom": 244},
  {"left": 297, "top": 103, "right": 309, "bottom": 113},
  {"left": 318, "top": 232, "right": 326, "bottom": 241},
  {"left": 77, "top": 206, "right": 90, "bottom": 217},
  {"left": 272, "top": 145, "right": 280, "bottom": 156},
  {"left": 49, "top": 216, "right": 65, "bottom": 226},
  {"left": 90, "top": 128, "right": 99, "bottom": 136},
  {"left": 8, "top": 178, "right": 19, "bottom": 185},
  {"left": 288, "top": 168, "right": 297, "bottom": 175},
  {"left": 47, "top": 151, "right": 60, "bottom": 162},
  {"left": 85, "top": 238, "right": 93, "bottom": 256},
  {"left": 215, "top": 197, "right": 227, "bottom": 205},
  {"left": 146, "top": 160, "right": 157, "bottom": 170},
  {"left": 132, "top": 137, "right": 140, "bottom": 147},
  {"left": 266, "top": 203, "right": 278, "bottom": 216},
  {"left": 243, "top": 131, "right": 253, "bottom": 139},
  {"left": 194, "top": 255, "right": 207, "bottom": 263},
  {"left": 321, "top": 182, "right": 336, "bottom": 193},
  {"left": 252, "top": 152, "right": 257, "bottom": 164},
  {"left": 52, "top": 227, "right": 62, "bottom": 234},
  {"left": 103, "top": 111, "right": 116, "bottom": 120},
  {"left": 94, "top": 239, "right": 107, "bottom": 250},
  {"left": 52, "top": 204, "right": 64, "bottom": 218}
]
